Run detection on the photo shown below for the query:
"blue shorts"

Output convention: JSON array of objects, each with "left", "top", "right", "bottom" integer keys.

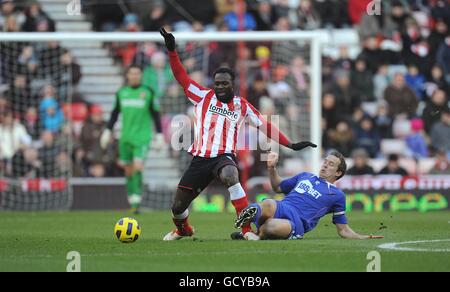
[{"left": 274, "top": 201, "right": 305, "bottom": 239}]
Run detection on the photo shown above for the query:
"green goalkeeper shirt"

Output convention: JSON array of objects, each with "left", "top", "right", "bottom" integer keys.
[{"left": 107, "top": 85, "right": 162, "bottom": 146}]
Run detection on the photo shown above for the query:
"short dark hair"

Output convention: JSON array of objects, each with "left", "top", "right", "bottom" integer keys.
[
  {"left": 213, "top": 67, "right": 235, "bottom": 82},
  {"left": 126, "top": 64, "right": 143, "bottom": 73},
  {"left": 329, "top": 151, "right": 347, "bottom": 180}
]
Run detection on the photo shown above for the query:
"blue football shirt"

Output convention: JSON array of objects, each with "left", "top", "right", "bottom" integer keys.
[{"left": 279, "top": 172, "right": 348, "bottom": 233}]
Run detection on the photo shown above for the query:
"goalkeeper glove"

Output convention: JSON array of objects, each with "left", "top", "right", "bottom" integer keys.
[
  {"left": 160, "top": 27, "right": 176, "bottom": 51},
  {"left": 100, "top": 129, "right": 111, "bottom": 149},
  {"left": 152, "top": 133, "right": 165, "bottom": 151}
]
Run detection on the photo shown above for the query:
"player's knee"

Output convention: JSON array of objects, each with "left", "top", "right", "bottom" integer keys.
[
  {"left": 219, "top": 166, "right": 239, "bottom": 187},
  {"left": 260, "top": 200, "right": 276, "bottom": 218},
  {"left": 124, "top": 166, "right": 133, "bottom": 177},
  {"left": 133, "top": 161, "right": 144, "bottom": 172}
]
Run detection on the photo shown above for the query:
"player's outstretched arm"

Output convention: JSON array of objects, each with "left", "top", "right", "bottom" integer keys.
[
  {"left": 246, "top": 102, "right": 317, "bottom": 151},
  {"left": 336, "top": 223, "right": 384, "bottom": 240},
  {"left": 160, "top": 27, "right": 191, "bottom": 89},
  {"left": 267, "top": 151, "right": 283, "bottom": 193}
]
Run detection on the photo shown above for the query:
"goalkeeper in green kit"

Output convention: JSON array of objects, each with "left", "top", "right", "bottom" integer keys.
[{"left": 101, "top": 65, "right": 164, "bottom": 214}]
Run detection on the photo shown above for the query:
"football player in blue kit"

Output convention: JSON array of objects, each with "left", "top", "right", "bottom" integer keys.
[{"left": 234, "top": 151, "right": 384, "bottom": 240}]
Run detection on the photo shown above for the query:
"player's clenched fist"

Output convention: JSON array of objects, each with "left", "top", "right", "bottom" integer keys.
[
  {"left": 267, "top": 151, "right": 279, "bottom": 168},
  {"left": 160, "top": 27, "right": 176, "bottom": 51}
]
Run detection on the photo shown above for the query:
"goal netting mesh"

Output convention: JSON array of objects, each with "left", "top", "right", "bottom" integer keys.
[{"left": 0, "top": 40, "right": 72, "bottom": 210}]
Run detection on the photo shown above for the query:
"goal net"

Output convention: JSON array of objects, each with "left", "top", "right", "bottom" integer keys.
[
  {"left": 0, "top": 32, "right": 322, "bottom": 210},
  {"left": 0, "top": 40, "right": 72, "bottom": 210}
]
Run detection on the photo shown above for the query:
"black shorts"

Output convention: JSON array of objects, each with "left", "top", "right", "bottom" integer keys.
[{"left": 178, "top": 154, "right": 238, "bottom": 195}]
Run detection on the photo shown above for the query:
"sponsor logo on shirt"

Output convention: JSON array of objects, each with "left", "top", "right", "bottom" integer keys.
[
  {"left": 122, "top": 99, "right": 146, "bottom": 108},
  {"left": 295, "top": 180, "right": 323, "bottom": 199},
  {"left": 209, "top": 104, "right": 239, "bottom": 122}
]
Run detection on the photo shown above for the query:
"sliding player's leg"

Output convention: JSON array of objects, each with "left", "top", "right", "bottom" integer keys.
[
  {"left": 259, "top": 201, "right": 304, "bottom": 240},
  {"left": 258, "top": 219, "right": 294, "bottom": 240},
  {"left": 235, "top": 199, "right": 277, "bottom": 230}
]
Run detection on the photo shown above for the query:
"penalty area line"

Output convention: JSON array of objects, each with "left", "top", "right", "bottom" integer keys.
[{"left": 378, "top": 239, "right": 450, "bottom": 252}]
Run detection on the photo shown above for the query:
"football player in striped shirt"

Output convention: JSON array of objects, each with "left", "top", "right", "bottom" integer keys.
[
  {"left": 160, "top": 28, "right": 316, "bottom": 240},
  {"left": 234, "top": 151, "right": 385, "bottom": 240}
]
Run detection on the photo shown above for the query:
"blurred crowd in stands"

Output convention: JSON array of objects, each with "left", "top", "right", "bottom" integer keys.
[{"left": 1, "top": 0, "right": 449, "bottom": 179}]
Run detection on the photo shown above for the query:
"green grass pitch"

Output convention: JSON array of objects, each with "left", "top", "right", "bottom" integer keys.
[{"left": 0, "top": 210, "right": 449, "bottom": 272}]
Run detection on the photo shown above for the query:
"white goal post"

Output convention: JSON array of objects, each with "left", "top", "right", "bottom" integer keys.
[{"left": 0, "top": 31, "right": 324, "bottom": 173}]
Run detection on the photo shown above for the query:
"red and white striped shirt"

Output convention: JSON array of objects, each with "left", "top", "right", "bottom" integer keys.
[{"left": 169, "top": 51, "right": 291, "bottom": 158}]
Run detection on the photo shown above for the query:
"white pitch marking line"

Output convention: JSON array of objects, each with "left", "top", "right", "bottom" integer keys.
[{"left": 378, "top": 239, "right": 450, "bottom": 252}]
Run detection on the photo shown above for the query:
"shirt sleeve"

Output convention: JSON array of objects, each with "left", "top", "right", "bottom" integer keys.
[
  {"left": 279, "top": 174, "right": 301, "bottom": 195},
  {"left": 168, "top": 51, "right": 211, "bottom": 105},
  {"left": 245, "top": 100, "right": 291, "bottom": 147},
  {"left": 332, "top": 193, "right": 348, "bottom": 225},
  {"left": 106, "top": 93, "right": 120, "bottom": 130}
]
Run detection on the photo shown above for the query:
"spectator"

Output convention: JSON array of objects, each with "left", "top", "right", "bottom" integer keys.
[
  {"left": 374, "top": 101, "right": 393, "bottom": 139},
  {"left": 351, "top": 58, "right": 375, "bottom": 102},
  {"left": 378, "top": 154, "right": 409, "bottom": 175},
  {"left": 39, "top": 92, "right": 64, "bottom": 133},
  {"left": 428, "top": 18, "right": 448, "bottom": 60},
  {"left": 79, "top": 105, "right": 111, "bottom": 172},
  {"left": 373, "top": 64, "right": 390, "bottom": 101},
  {"left": 405, "top": 64, "right": 425, "bottom": 101},
  {"left": 22, "top": 106, "right": 39, "bottom": 140},
  {"left": 326, "top": 120, "right": 355, "bottom": 157},
  {"left": 357, "top": 1, "right": 400, "bottom": 41},
  {"left": 429, "top": 149, "right": 450, "bottom": 174},
  {"left": 37, "top": 130, "right": 60, "bottom": 178},
  {"left": 288, "top": 55, "right": 309, "bottom": 94},
  {"left": 223, "top": 1, "right": 257, "bottom": 31},
  {"left": 313, "top": 0, "right": 350, "bottom": 28},
  {"left": 142, "top": 2, "right": 169, "bottom": 32},
  {"left": 22, "top": 2, "right": 55, "bottom": 32},
  {"left": 132, "top": 42, "right": 158, "bottom": 68},
  {"left": 247, "top": 73, "right": 269, "bottom": 109},
  {"left": 37, "top": 41, "right": 65, "bottom": 81},
  {"left": 334, "top": 46, "right": 353, "bottom": 72},
  {"left": 329, "top": 69, "right": 358, "bottom": 119},
  {"left": 354, "top": 116, "right": 380, "bottom": 158},
  {"left": 357, "top": 37, "right": 388, "bottom": 73},
  {"left": 430, "top": 107, "right": 450, "bottom": 155},
  {"left": 0, "top": 110, "right": 32, "bottom": 162},
  {"left": 405, "top": 118, "right": 429, "bottom": 158},
  {"left": 59, "top": 50, "right": 82, "bottom": 87},
  {"left": 11, "top": 147, "right": 41, "bottom": 178},
  {"left": 0, "top": 0, "right": 25, "bottom": 31},
  {"left": 347, "top": 148, "right": 375, "bottom": 175},
  {"left": 347, "top": 0, "right": 372, "bottom": 25},
  {"left": 422, "top": 89, "right": 449, "bottom": 133},
  {"left": 436, "top": 36, "right": 450, "bottom": 83},
  {"left": 402, "top": 37, "right": 434, "bottom": 77},
  {"left": 5, "top": 73, "right": 32, "bottom": 114},
  {"left": 142, "top": 52, "right": 174, "bottom": 100},
  {"left": 295, "top": 0, "right": 321, "bottom": 30},
  {"left": 251, "top": 0, "right": 276, "bottom": 31},
  {"left": 322, "top": 92, "right": 341, "bottom": 128},
  {"left": 18, "top": 45, "right": 38, "bottom": 76},
  {"left": 383, "top": 72, "right": 418, "bottom": 118},
  {"left": 426, "top": 65, "right": 449, "bottom": 98}
]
